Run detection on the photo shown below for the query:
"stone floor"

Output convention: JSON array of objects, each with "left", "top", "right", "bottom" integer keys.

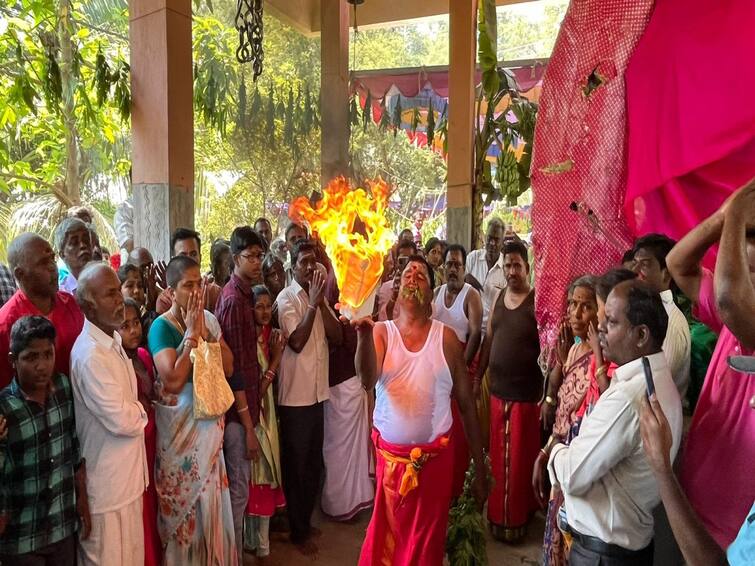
[{"left": 242, "top": 507, "right": 544, "bottom": 565}]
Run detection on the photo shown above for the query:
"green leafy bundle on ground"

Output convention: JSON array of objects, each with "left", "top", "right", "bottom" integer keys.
[{"left": 446, "top": 459, "right": 490, "bottom": 566}]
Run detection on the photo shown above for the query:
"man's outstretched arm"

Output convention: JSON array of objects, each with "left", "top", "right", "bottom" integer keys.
[
  {"left": 667, "top": 212, "right": 724, "bottom": 305},
  {"left": 715, "top": 179, "right": 755, "bottom": 348}
]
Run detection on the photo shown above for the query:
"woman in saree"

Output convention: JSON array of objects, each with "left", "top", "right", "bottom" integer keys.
[
  {"left": 533, "top": 275, "right": 599, "bottom": 566},
  {"left": 243, "top": 285, "right": 286, "bottom": 560},
  {"left": 147, "top": 256, "right": 237, "bottom": 565}
]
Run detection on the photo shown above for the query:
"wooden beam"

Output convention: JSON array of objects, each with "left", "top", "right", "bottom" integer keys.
[
  {"left": 265, "top": 0, "right": 318, "bottom": 36},
  {"left": 320, "top": 0, "right": 350, "bottom": 183},
  {"left": 266, "top": 0, "right": 534, "bottom": 34},
  {"left": 445, "top": 0, "right": 477, "bottom": 250}
]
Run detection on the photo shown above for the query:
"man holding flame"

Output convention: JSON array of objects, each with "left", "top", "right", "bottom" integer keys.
[{"left": 353, "top": 255, "right": 487, "bottom": 565}]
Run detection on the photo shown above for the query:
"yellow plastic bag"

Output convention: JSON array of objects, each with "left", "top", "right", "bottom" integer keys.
[{"left": 190, "top": 338, "right": 234, "bottom": 420}]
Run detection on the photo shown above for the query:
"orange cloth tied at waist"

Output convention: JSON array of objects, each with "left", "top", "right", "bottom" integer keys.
[{"left": 378, "top": 436, "right": 450, "bottom": 497}]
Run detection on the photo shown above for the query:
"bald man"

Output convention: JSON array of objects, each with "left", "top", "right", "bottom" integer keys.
[
  {"left": 0, "top": 233, "right": 84, "bottom": 387},
  {"left": 127, "top": 247, "right": 154, "bottom": 268},
  {"left": 70, "top": 264, "right": 147, "bottom": 566}
]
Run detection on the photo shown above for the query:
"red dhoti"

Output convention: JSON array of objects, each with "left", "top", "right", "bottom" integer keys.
[
  {"left": 487, "top": 396, "right": 540, "bottom": 542},
  {"left": 358, "top": 428, "right": 454, "bottom": 566}
]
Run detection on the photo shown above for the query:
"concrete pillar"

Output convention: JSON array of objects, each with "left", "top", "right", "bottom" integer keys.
[
  {"left": 446, "top": 0, "right": 477, "bottom": 250},
  {"left": 320, "top": 0, "right": 350, "bottom": 184},
  {"left": 129, "top": 0, "right": 194, "bottom": 261}
]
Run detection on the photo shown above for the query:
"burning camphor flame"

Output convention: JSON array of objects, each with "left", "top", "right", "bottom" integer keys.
[{"left": 289, "top": 177, "right": 395, "bottom": 318}]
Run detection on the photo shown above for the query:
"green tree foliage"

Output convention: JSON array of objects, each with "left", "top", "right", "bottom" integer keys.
[
  {"left": 0, "top": 0, "right": 566, "bottom": 261},
  {"left": 350, "top": 23, "right": 449, "bottom": 71},
  {"left": 350, "top": 1, "right": 567, "bottom": 71},
  {"left": 0, "top": 0, "right": 131, "bottom": 194},
  {"left": 350, "top": 123, "right": 446, "bottom": 234},
  {"left": 192, "top": 7, "right": 323, "bottom": 240},
  {"left": 0, "top": 0, "right": 131, "bottom": 254},
  {"left": 496, "top": 2, "right": 567, "bottom": 60}
]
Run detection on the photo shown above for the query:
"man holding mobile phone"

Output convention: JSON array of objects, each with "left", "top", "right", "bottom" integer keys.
[
  {"left": 376, "top": 240, "right": 417, "bottom": 321},
  {"left": 547, "top": 279, "right": 683, "bottom": 565}
]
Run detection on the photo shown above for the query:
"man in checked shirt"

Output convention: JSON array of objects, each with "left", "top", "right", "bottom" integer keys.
[{"left": 0, "top": 315, "right": 90, "bottom": 566}]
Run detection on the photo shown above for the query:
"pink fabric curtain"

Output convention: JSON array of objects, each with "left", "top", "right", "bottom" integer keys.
[
  {"left": 624, "top": 0, "right": 755, "bottom": 248},
  {"left": 531, "top": 0, "right": 654, "bottom": 353}
]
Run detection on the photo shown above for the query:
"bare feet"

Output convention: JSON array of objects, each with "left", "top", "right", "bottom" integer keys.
[{"left": 294, "top": 539, "right": 319, "bottom": 558}]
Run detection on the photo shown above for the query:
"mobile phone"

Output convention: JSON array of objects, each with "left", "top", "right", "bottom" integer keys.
[
  {"left": 642, "top": 356, "right": 655, "bottom": 398},
  {"left": 397, "top": 256, "right": 409, "bottom": 270}
]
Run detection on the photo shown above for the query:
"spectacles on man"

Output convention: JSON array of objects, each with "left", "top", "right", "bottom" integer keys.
[{"left": 239, "top": 252, "right": 265, "bottom": 262}]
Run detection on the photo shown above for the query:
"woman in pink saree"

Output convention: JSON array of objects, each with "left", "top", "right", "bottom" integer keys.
[{"left": 533, "top": 276, "right": 599, "bottom": 566}]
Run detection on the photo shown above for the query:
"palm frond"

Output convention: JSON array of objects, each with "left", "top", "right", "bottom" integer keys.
[
  {"left": 89, "top": 207, "right": 118, "bottom": 252},
  {"left": 79, "top": 0, "right": 128, "bottom": 28},
  {"left": 0, "top": 192, "right": 118, "bottom": 262},
  {"left": 3, "top": 193, "right": 66, "bottom": 262}
]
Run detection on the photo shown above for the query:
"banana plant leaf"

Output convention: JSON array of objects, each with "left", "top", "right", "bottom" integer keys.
[
  {"left": 410, "top": 106, "right": 421, "bottom": 134},
  {"left": 349, "top": 95, "right": 360, "bottom": 128},
  {"left": 391, "top": 94, "right": 402, "bottom": 137},
  {"left": 426, "top": 97, "right": 435, "bottom": 147},
  {"left": 362, "top": 90, "right": 372, "bottom": 132},
  {"left": 478, "top": 0, "right": 498, "bottom": 101},
  {"left": 235, "top": 72, "right": 246, "bottom": 128}
]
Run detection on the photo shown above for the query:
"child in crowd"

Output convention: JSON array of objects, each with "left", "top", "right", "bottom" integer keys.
[
  {"left": 117, "top": 298, "right": 161, "bottom": 566},
  {"left": 244, "top": 285, "right": 286, "bottom": 561},
  {"left": 118, "top": 264, "right": 146, "bottom": 305},
  {"left": 118, "top": 263, "right": 158, "bottom": 341},
  {"left": 0, "top": 316, "right": 88, "bottom": 566}
]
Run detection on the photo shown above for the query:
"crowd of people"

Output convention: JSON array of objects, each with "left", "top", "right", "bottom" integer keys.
[{"left": 0, "top": 181, "right": 754, "bottom": 566}]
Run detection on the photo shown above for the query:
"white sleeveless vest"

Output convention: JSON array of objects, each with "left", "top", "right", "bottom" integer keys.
[
  {"left": 432, "top": 283, "right": 472, "bottom": 343},
  {"left": 373, "top": 319, "right": 454, "bottom": 444}
]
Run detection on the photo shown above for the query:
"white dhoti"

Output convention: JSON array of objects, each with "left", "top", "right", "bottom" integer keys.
[
  {"left": 322, "top": 375, "right": 374, "bottom": 520},
  {"left": 78, "top": 496, "right": 144, "bottom": 566}
]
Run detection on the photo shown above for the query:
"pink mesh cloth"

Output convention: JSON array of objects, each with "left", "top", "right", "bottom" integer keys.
[
  {"left": 624, "top": 0, "right": 755, "bottom": 252},
  {"left": 531, "top": 1, "right": 654, "bottom": 355}
]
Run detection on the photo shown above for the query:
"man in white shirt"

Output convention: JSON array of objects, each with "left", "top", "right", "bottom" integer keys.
[
  {"left": 548, "top": 279, "right": 683, "bottom": 565},
  {"left": 275, "top": 240, "right": 342, "bottom": 556},
  {"left": 632, "top": 233, "right": 691, "bottom": 399},
  {"left": 283, "top": 222, "right": 308, "bottom": 285},
  {"left": 70, "top": 263, "right": 148, "bottom": 566},
  {"left": 464, "top": 218, "right": 506, "bottom": 332},
  {"left": 114, "top": 196, "right": 134, "bottom": 259}
]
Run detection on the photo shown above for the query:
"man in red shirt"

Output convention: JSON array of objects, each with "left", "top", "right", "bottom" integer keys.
[{"left": 0, "top": 233, "right": 85, "bottom": 387}]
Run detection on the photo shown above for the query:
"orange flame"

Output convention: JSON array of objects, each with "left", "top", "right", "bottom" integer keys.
[{"left": 290, "top": 177, "right": 395, "bottom": 316}]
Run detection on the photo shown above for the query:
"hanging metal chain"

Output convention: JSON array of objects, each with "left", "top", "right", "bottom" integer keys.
[{"left": 235, "top": 0, "right": 264, "bottom": 80}]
